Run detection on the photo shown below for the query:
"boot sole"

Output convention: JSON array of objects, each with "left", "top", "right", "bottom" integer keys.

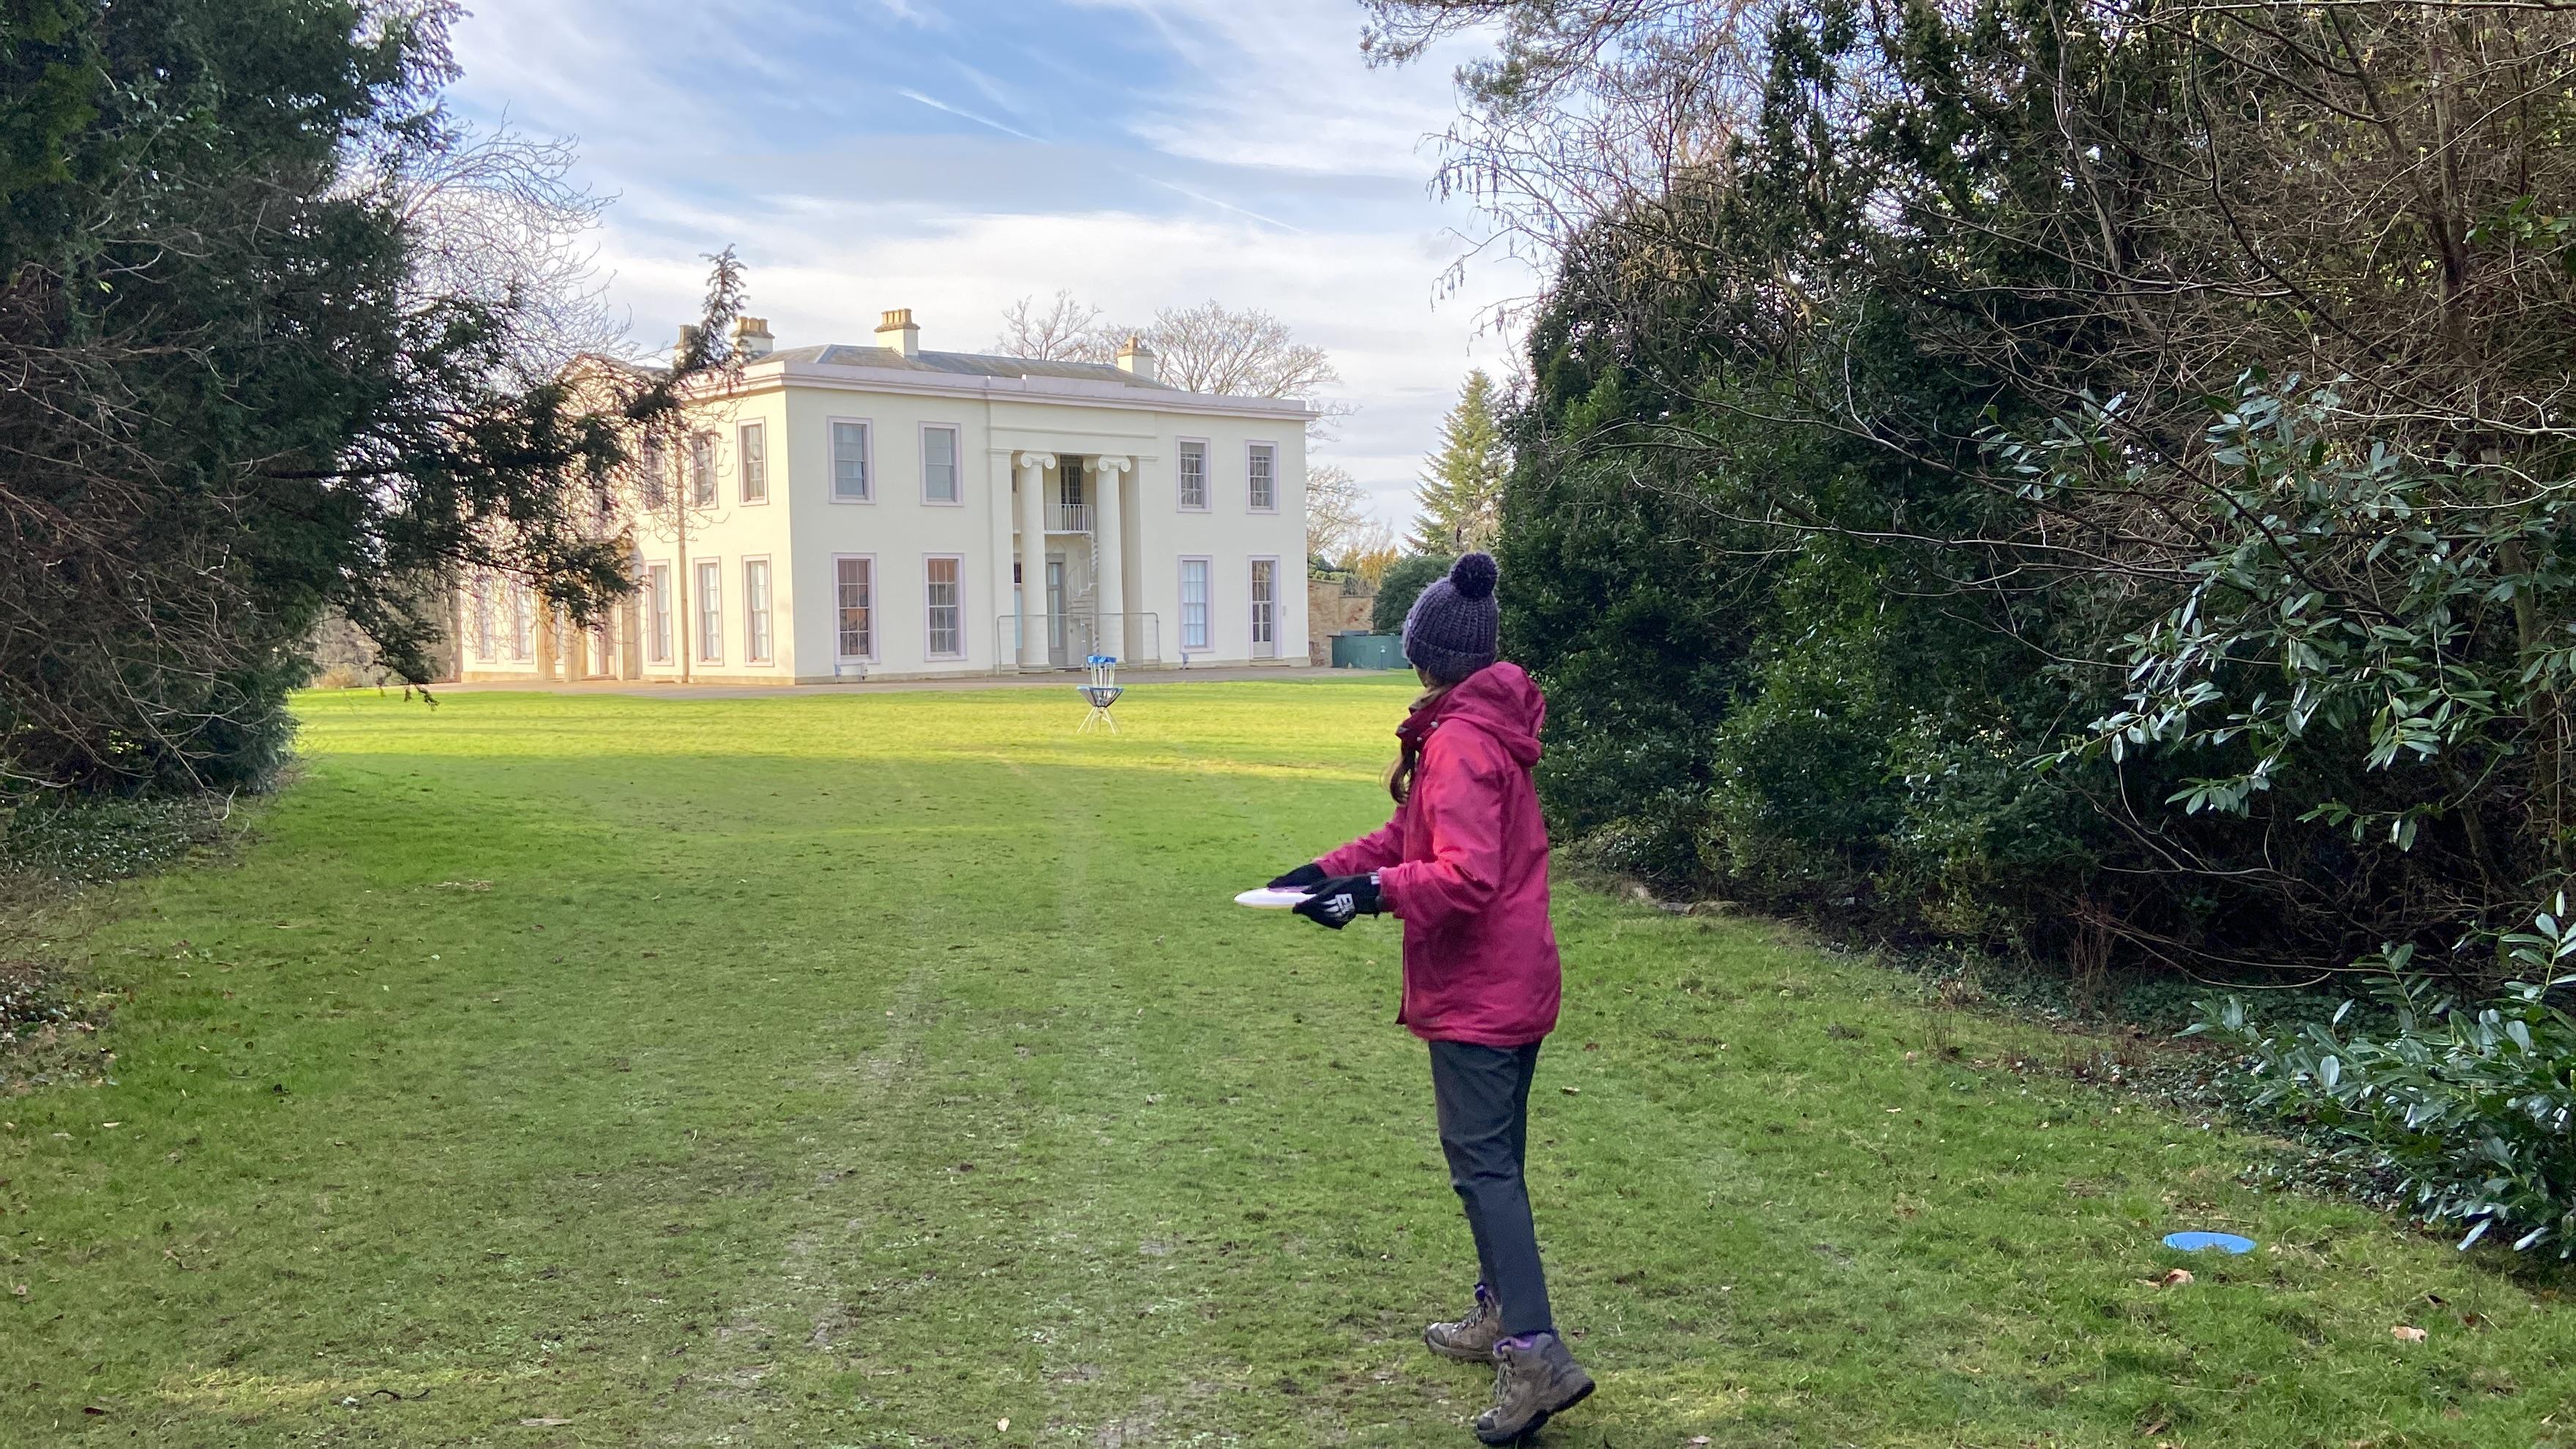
[{"left": 1473, "top": 1375, "right": 1594, "bottom": 1445}]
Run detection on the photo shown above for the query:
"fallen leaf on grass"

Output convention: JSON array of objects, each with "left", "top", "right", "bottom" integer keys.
[
  {"left": 9, "top": 1284, "right": 25, "bottom": 1300},
  {"left": 998, "top": 1418, "right": 1010, "bottom": 1431},
  {"left": 2155, "top": 1268, "right": 2193, "bottom": 1287},
  {"left": 82, "top": 1404, "right": 109, "bottom": 1416},
  {"left": 1689, "top": 1439, "right": 1712, "bottom": 1446},
  {"left": 1561, "top": 1086, "right": 1579, "bottom": 1095},
  {"left": 520, "top": 1417, "right": 572, "bottom": 1426},
  {"left": 2392, "top": 1325, "right": 2427, "bottom": 1343}
]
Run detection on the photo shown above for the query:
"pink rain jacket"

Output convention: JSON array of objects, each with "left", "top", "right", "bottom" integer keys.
[{"left": 1318, "top": 662, "right": 1561, "bottom": 1046}]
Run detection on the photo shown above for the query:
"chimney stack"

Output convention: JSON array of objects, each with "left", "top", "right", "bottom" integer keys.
[
  {"left": 734, "top": 316, "right": 774, "bottom": 359},
  {"left": 875, "top": 307, "right": 921, "bottom": 359},
  {"left": 673, "top": 323, "right": 702, "bottom": 364},
  {"left": 1115, "top": 334, "right": 1157, "bottom": 383}
]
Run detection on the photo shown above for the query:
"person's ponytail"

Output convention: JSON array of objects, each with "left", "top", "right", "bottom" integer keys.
[{"left": 1387, "top": 681, "right": 1453, "bottom": 804}]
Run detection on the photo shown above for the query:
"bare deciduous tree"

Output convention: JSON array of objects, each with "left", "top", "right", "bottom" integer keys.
[
  {"left": 1121, "top": 299, "right": 1341, "bottom": 401},
  {"left": 1305, "top": 462, "right": 1373, "bottom": 561},
  {"left": 375, "top": 120, "right": 627, "bottom": 378},
  {"left": 1363, "top": 0, "right": 1773, "bottom": 276},
  {"left": 992, "top": 295, "right": 1344, "bottom": 411},
  {"left": 992, "top": 289, "right": 1113, "bottom": 362}
]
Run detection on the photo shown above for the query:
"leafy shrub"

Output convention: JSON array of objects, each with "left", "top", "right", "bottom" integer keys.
[
  {"left": 2193, "top": 899, "right": 2576, "bottom": 1254},
  {"left": 1370, "top": 555, "right": 1453, "bottom": 635}
]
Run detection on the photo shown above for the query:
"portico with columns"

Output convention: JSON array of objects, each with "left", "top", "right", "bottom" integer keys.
[{"left": 1007, "top": 448, "right": 1142, "bottom": 670}]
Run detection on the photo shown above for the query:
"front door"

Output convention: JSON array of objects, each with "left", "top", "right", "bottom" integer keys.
[
  {"left": 1046, "top": 557, "right": 1068, "bottom": 666},
  {"left": 1250, "top": 559, "right": 1278, "bottom": 658}
]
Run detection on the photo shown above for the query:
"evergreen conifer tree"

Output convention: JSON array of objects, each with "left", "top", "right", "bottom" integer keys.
[{"left": 1407, "top": 370, "right": 1508, "bottom": 553}]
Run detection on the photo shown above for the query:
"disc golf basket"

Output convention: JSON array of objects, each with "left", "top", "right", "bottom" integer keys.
[{"left": 1077, "top": 655, "right": 1123, "bottom": 734}]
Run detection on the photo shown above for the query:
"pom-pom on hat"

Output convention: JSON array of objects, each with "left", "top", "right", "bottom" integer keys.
[{"left": 1402, "top": 552, "right": 1502, "bottom": 684}]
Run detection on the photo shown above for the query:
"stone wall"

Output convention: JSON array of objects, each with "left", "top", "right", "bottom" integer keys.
[{"left": 1306, "top": 575, "right": 1377, "bottom": 665}]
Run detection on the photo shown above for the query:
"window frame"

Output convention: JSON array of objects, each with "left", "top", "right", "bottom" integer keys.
[
  {"left": 828, "top": 416, "right": 875, "bottom": 504},
  {"left": 644, "top": 561, "right": 674, "bottom": 664},
  {"left": 1248, "top": 555, "right": 1279, "bottom": 655},
  {"left": 918, "top": 422, "right": 962, "bottom": 506},
  {"left": 922, "top": 553, "right": 966, "bottom": 661},
  {"left": 470, "top": 574, "right": 496, "bottom": 661},
  {"left": 689, "top": 430, "right": 719, "bottom": 509},
  {"left": 694, "top": 556, "right": 724, "bottom": 664},
  {"left": 508, "top": 581, "right": 534, "bottom": 661},
  {"left": 831, "top": 553, "right": 878, "bottom": 663},
  {"left": 737, "top": 421, "right": 768, "bottom": 505},
  {"left": 741, "top": 555, "right": 774, "bottom": 664},
  {"left": 1175, "top": 436, "right": 1210, "bottom": 512},
  {"left": 639, "top": 438, "right": 668, "bottom": 512},
  {"left": 1179, "top": 555, "right": 1213, "bottom": 654},
  {"left": 1244, "top": 439, "right": 1279, "bottom": 513}
]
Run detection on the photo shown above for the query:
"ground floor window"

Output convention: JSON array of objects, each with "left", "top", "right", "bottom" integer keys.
[
  {"left": 924, "top": 555, "right": 963, "bottom": 659},
  {"left": 696, "top": 558, "right": 723, "bottom": 663},
  {"left": 509, "top": 582, "right": 533, "bottom": 660},
  {"left": 834, "top": 555, "right": 874, "bottom": 659},
  {"left": 744, "top": 558, "right": 773, "bottom": 664},
  {"left": 470, "top": 574, "right": 497, "bottom": 661},
  {"left": 1180, "top": 557, "right": 1210, "bottom": 652},
  {"left": 645, "top": 563, "right": 673, "bottom": 663}
]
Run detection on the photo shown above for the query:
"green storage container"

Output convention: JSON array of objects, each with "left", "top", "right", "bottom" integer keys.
[{"left": 1330, "top": 632, "right": 1407, "bottom": 670}]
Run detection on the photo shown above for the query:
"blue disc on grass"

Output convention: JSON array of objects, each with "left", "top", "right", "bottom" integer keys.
[{"left": 2162, "top": 1231, "right": 2255, "bottom": 1254}]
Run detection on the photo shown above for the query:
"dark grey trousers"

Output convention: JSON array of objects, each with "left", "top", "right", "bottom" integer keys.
[{"left": 1428, "top": 1038, "right": 1554, "bottom": 1338}]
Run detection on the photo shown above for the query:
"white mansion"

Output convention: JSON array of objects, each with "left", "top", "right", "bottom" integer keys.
[{"left": 458, "top": 309, "right": 1317, "bottom": 684}]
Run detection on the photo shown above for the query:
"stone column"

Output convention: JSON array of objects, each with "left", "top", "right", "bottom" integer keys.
[
  {"left": 1091, "top": 455, "right": 1131, "bottom": 662},
  {"left": 986, "top": 451, "right": 1017, "bottom": 670},
  {"left": 1014, "top": 451, "right": 1055, "bottom": 670},
  {"left": 534, "top": 605, "right": 560, "bottom": 681}
]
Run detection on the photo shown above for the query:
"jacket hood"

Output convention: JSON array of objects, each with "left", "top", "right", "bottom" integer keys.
[{"left": 1421, "top": 661, "right": 1545, "bottom": 767}]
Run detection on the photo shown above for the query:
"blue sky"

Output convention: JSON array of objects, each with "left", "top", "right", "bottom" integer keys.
[{"left": 444, "top": 0, "right": 1530, "bottom": 531}]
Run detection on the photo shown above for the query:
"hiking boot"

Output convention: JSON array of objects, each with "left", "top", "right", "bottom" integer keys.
[
  {"left": 1424, "top": 1283, "right": 1504, "bottom": 1362},
  {"left": 1473, "top": 1332, "right": 1594, "bottom": 1445}
]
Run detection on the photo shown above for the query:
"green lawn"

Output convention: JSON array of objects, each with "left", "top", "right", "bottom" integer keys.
[{"left": 4, "top": 680, "right": 2573, "bottom": 1446}]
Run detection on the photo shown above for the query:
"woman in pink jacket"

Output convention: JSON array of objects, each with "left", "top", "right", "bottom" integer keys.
[{"left": 1269, "top": 553, "right": 1593, "bottom": 1445}]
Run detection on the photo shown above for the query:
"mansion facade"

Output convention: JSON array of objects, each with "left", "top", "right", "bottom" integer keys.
[{"left": 459, "top": 310, "right": 1316, "bottom": 684}]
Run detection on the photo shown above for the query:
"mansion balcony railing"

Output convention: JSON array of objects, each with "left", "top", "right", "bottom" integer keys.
[{"left": 1049, "top": 503, "right": 1093, "bottom": 533}]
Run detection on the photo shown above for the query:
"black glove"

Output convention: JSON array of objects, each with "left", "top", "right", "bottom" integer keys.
[
  {"left": 1292, "top": 873, "right": 1382, "bottom": 930},
  {"left": 1268, "top": 861, "right": 1327, "bottom": 891}
]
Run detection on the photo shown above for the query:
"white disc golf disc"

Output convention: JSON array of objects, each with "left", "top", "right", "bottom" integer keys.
[{"left": 1235, "top": 887, "right": 1313, "bottom": 909}]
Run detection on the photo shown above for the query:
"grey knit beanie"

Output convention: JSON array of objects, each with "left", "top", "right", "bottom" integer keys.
[{"left": 1402, "top": 553, "right": 1501, "bottom": 684}]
